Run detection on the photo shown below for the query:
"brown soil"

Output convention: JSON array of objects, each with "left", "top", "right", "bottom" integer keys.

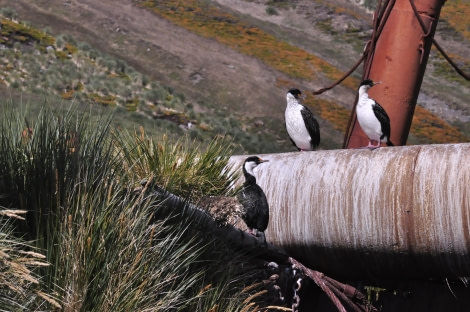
[{"left": 2, "top": 0, "right": 296, "bottom": 118}]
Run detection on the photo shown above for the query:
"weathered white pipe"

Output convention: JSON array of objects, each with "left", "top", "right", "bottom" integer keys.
[{"left": 229, "top": 143, "right": 470, "bottom": 279}]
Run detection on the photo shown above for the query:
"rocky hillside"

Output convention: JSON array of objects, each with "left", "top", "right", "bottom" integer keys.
[{"left": 0, "top": 0, "right": 469, "bottom": 153}]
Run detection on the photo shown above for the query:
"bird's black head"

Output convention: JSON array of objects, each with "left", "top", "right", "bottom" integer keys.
[
  {"left": 287, "top": 88, "right": 302, "bottom": 99},
  {"left": 243, "top": 156, "right": 269, "bottom": 180},
  {"left": 360, "top": 79, "right": 374, "bottom": 87},
  {"left": 359, "top": 79, "right": 381, "bottom": 88},
  {"left": 244, "top": 156, "right": 268, "bottom": 166}
]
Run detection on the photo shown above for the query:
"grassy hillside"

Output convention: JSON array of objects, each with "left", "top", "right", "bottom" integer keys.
[
  {"left": 0, "top": 13, "right": 196, "bottom": 141},
  {"left": 0, "top": 11, "right": 289, "bottom": 154},
  {"left": 1, "top": 0, "right": 469, "bottom": 154}
]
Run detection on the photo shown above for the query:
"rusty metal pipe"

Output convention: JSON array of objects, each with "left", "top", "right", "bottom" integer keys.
[
  {"left": 345, "top": 0, "right": 445, "bottom": 148},
  {"left": 229, "top": 144, "right": 470, "bottom": 279}
]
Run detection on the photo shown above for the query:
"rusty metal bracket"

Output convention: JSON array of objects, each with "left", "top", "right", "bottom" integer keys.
[{"left": 410, "top": 0, "right": 436, "bottom": 63}]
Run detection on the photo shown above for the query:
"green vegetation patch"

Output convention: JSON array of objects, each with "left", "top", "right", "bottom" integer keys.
[
  {"left": 440, "top": 0, "right": 470, "bottom": 42},
  {"left": 87, "top": 93, "right": 117, "bottom": 106},
  {"left": 412, "top": 105, "right": 467, "bottom": 144},
  {"left": 431, "top": 48, "right": 470, "bottom": 84},
  {"left": 0, "top": 18, "right": 55, "bottom": 48}
]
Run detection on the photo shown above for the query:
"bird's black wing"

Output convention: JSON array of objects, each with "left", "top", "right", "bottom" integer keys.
[
  {"left": 372, "top": 101, "right": 391, "bottom": 139},
  {"left": 300, "top": 106, "right": 320, "bottom": 149},
  {"left": 238, "top": 184, "right": 269, "bottom": 232},
  {"left": 254, "top": 186, "right": 269, "bottom": 231}
]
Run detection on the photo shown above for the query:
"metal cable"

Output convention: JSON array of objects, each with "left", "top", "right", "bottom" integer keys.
[{"left": 409, "top": 0, "right": 470, "bottom": 80}]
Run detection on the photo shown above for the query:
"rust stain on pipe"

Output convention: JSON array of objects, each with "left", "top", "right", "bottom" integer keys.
[{"left": 229, "top": 144, "right": 470, "bottom": 279}]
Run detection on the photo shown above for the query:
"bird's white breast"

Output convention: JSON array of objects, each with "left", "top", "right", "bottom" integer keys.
[
  {"left": 285, "top": 102, "right": 312, "bottom": 150},
  {"left": 356, "top": 96, "right": 382, "bottom": 141}
]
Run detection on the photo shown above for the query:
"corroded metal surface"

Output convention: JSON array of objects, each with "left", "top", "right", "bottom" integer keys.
[{"left": 229, "top": 144, "right": 470, "bottom": 279}]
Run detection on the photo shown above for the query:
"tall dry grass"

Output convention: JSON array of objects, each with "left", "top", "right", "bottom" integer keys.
[{"left": 0, "top": 102, "right": 268, "bottom": 311}]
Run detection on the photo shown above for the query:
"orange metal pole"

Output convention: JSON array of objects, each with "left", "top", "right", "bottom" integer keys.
[{"left": 345, "top": 0, "right": 446, "bottom": 148}]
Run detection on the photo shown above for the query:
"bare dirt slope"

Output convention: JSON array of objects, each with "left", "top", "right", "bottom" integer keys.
[{"left": 2, "top": 0, "right": 293, "bottom": 117}]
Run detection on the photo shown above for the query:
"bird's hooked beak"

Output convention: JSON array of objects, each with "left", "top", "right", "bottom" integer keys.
[
  {"left": 259, "top": 158, "right": 269, "bottom": 164},
  {"left": 372, "top": 80, "right": 382, "bottom": 86}
]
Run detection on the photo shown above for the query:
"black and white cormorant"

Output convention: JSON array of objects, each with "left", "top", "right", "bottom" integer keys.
[
  {"left": 356, "top": 79, "right": 394, "bottom": 148},
  {"left": 285, "top": 88, "right": 320, "bottom": 151},
  {"left": 237, "top": 156, "right": 270, "bottom": 238}
]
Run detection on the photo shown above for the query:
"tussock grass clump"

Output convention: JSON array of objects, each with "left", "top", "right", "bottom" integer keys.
[
  {"left": 0, "top": 209, "right": 60, "bottom": 310},
  {"left": 118, "top": 127, "right": 238, "bottom": 200},
  {"left": 0, "top": 102, "right": 269, "bottom": 311}
]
